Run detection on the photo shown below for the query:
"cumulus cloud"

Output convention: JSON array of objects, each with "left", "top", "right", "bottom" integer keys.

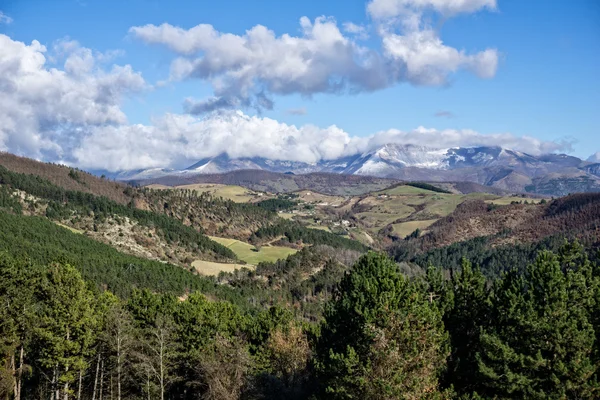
[
  {"left": 129, "top": 0, "right": 499, "bottom": 111},
  {"left": 343, "top": 22, "right": 370, "bottom": 39},
  {"left": 0, "top": 11, "right": 12, "bottom": 24},
  {"left": 0, "top": 34, "right": 146, "bottom": 162},
  {"left": 131, "top": 17, "right": 388, "bottom": 110},
  {"left": 67, "top": 110, "right": 571, "bottom": 172}
]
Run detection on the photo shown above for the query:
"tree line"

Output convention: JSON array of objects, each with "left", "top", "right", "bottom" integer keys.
[
  {"left": 252, "top": 219, "right": 367, "bottom": 252},
  {"left": 3, "top": 241, "right": 600, "bottom": 399},
  {"left": 0, "top": 210, "right": 245, "bottom": 302},
  {"left": 0, "top": 166, "right": 236, "bottom": 260}
]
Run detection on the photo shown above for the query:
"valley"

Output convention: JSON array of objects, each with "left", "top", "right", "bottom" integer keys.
[
  {"left": 1, "top": 152, "right": 600, "bottom": 400},
  {"left": 2, "top": 1, "right": 599, "bottom": 397}
]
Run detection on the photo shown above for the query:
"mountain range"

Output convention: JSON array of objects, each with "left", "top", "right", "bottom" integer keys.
[{"left": 115, "top": 144, "right": 600, "bottom": 196}]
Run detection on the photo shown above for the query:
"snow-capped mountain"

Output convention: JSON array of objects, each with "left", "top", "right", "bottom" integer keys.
[
  {"left": 589, "top": 152, "right": 600, "bottom": 163},
  {"left": 114, "top": 144, "right": 600, "bottom": 195}
]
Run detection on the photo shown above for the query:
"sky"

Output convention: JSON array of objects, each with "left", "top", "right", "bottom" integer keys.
[{"left": 0, "top": 0, "right": 599, "bottom": 172}]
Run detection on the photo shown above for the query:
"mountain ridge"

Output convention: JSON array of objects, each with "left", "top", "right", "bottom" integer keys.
[{"left": 114, "top": 144, "right": 599, "bottom": 196}]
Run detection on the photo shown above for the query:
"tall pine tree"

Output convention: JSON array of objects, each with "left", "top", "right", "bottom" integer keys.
[
  {"left": 316, "top": 252, "right": 449, "bottom": 399},
  {"left": 477, "top": 250, "right": 599, "bottom": 399}
]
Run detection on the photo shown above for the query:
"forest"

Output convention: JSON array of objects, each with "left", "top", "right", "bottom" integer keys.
[
  {"left": 2, "top": 242, "right": 600, "bottom": 399},
  {"left": 2, "top": 158, "right": 600, "bottom": 399}
]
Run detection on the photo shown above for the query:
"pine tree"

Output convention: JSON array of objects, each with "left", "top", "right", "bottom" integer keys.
[
  {"left": 443, "top": 259, "right": 489, "bottom": 395},
  {"left": 0, "top": 256, "right": 40, "bottom": 400},
  {"left": 316, "top": 252, "right": 449, "bottom": 399},
  {"left": 35, "top": 263, "right": 98, "bottom": 400},
  {"left": 477, "top": 251, "right": 599, "bottom": 399}
]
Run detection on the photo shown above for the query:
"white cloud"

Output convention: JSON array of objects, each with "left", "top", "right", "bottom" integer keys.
[
  {"left": 588, "top": 152, "right": 600, "bottom": 163},
  {"left": 372, "top": 0, "right": 499, "bottom": 85},
  {"left": 68, "top": 110, "right": 571, "bottom": 172},
  {"left": 129, "top": 0, "right": 499, "bottom": 112},
  {"left": 0, "top": 34, "right": 146, "bottom": 162},
  {"left": 367, "top": 0, "right": 496, "bottom": 19},
  {"left": 343, "top": 22, "right": 370, "bottom": 39},
  {"left": 0, "top": 11, "right": 13, "bottom": 24}
]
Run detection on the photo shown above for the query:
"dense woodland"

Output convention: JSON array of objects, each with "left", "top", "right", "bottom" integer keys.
[
  {"left": 2, "top": 243, "right": 600, "bottom": 399},
  {"left": 2, "top": 157, "right": 600, "bottom": 398}
]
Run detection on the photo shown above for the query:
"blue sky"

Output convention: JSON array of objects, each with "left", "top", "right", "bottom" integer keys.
[{"left": 0, "top": 0, "right": 598, "bottom": 171}]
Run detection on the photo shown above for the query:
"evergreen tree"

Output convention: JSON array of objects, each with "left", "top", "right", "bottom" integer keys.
[
  {"left": 0, "top": 256, "right": 41, "bottom": 400},
  {"left": 442, "top": 259, "right": 488, "bottom": 395},
  {"left": 35, "top": 263, "right": 98, "bottom": 400},
  {"left": 316, "top": 252, "right": 449, "bottom": 399},
  {"left": 477, "top": 251, "right": 599, "bottom": 399}
]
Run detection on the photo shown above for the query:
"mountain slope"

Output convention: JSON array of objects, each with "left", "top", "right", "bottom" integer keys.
[{"left": 121, "top": 145, "right": 599, "bottom": 196}]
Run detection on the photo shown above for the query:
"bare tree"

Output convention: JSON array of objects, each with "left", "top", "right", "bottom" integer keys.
[
  {"left": 103, "top": 306, "right": 135, "bottom": 400},
  {"left": 136, "top": 315, "right": 177, "bottom": 400},
  {"left": 195, "top": 335, "right": 252, "bottom": 400}
]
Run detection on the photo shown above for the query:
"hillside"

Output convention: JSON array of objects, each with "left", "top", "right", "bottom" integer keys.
[
  {"left": 133, "top": 170, "right": 400, "bottom": 196},
  {"left": 120, "top": 145, "right": 600, "bottom": 196},
  {"left": 388, "top": 193, "right": 600, "bottom": 278},
  {"left": 0, "top": 156, "right": 371, "bottom": 273},
  {"left": 0, "top": 152, "right": 132, "bottom": 204}
]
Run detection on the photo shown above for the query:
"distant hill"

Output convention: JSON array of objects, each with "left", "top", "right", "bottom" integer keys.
[
  {"left": 132, "top": 170, "right": 401, "bottom": 196},
  {"left": 117, "top": 144, "right": 600, "bottom": 196},
  {"left": 0, "top": 152, "right": 131, "bottom": 204}
]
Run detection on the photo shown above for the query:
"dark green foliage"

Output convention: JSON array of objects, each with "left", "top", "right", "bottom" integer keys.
[
  {"left": 476, "top": 248, "right": 599, "bottom": 399},
  {"left": 0, "top": 210, "right": 245, "bottom": 302},
  {"left": 222, "top": 246, "right": 358, "bottom": 321},
  {"left": 442, "top": 260, "right": 489, "bottom": 395},
  {"left": 0, "top": 186, "right": 22, "bottom": 214},
  {"left": 0, "top": 166, "right": 236, "bottom": 260},
  {"left": 254, "top": 219, "right": 368, "bottom": 252},
  {"left": 405, "top": 228, "right": 421, "bottom": 240},
  {"left": 256, "top": 198, "right": 298, "bottom": 212},
  {"left": 316, "top": 252, "right": 449, "bottom": 399},
  {"left": 406, "top": 182, "right": 452, "bottom": 194},
  {"left": 407, "top": 233, "right": 598, "bottom": 279}
]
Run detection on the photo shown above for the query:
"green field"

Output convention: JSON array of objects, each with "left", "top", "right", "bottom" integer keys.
[
  {"left": 392, "top": 219, "right": 438, "bottom": 238},
  {"left": 191, "top": 259, "right": 252, "bottom": 275},
  {"left": 380, "top": 185, "right": 440, "bottom": 195},
  {"left": 278, "top": 212, "right": 296, "bottom": 220},
  {"left": 173, "top": 184, "right": 265, "bottom": 203},
  {"left": 208, "top": 236, "right": 297, "bottom": 264},
  {"left": 484, "top": 196, "right": 542, "bottom": 205}
]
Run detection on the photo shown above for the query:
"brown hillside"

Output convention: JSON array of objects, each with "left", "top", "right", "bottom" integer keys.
[
  {"left": 0, "top": 152, "right": 132, "bottom": 204},
  {"left": 418, "top": 193, "right": 600, "bottom": 250},
  {"left": 134, "top": 170, "right": 399, "bottom": 196}
]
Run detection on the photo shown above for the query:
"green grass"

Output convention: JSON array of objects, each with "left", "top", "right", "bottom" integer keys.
[
  {"left": 176, "top": 184, "right": 261, "bottom": 203},
  {"left": 191, "top": 259, "right": 252, "bottom": 275},
  {"left": 54, "top": 222, "right": 83, "bottom": 234},
  {"left": 307, "top": 224, "right": 331, "bottom": 232},
  {"left": 381, "top": 185, "right": 440, "bottom": 195},
  {"left": 208, "top": 236, "right": 297, "bottom": 265},
  {"left": 484, "top": 196, "right": 541, "bottom": 205},
  {"left": 278, "top": 212, "right": 296, "bottom": 220},
  {"left": 392, "top": 219, "right": 438, "bottom": 238}
]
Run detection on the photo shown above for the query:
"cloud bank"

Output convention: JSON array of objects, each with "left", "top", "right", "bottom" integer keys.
[
  {"left": 0, "top": 34, "right": 145, "bottom": 162},
  {"left": 0, "top": 1, "right": 570, "bottom": 173},
  {"left": 71, "top": 111, "right": 571, "bottom": 172},
  {"left": 129, "top": 0, "right": 499, "bottom": 113}
]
